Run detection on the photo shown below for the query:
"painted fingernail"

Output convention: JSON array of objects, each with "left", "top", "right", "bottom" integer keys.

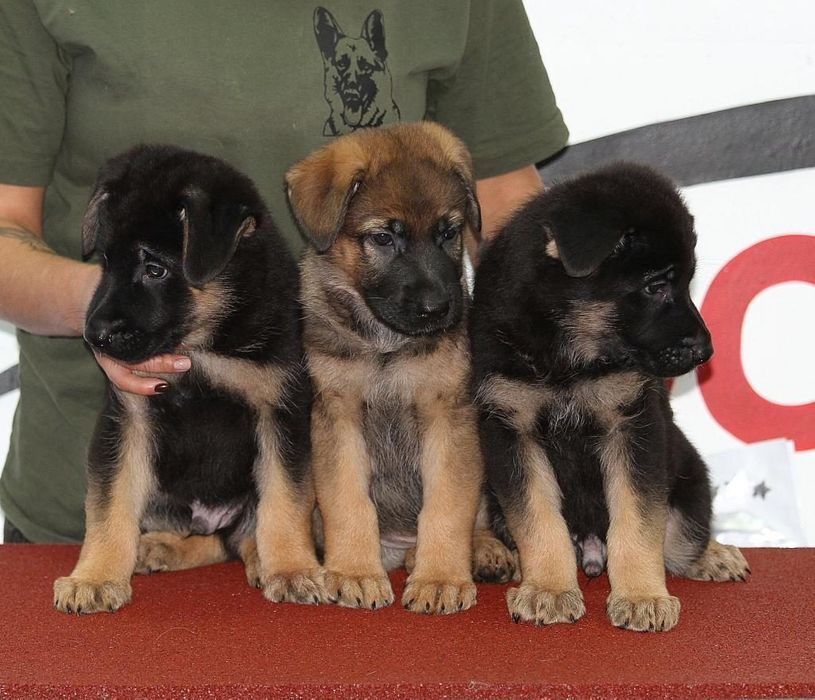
[
  {"left": 154, "top": 383, "right": 170, "bottom": 394},
  {"left": 174, "top": 357, "right": 191, "bottom": 371}
]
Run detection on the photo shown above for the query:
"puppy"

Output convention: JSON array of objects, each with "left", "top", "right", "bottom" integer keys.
[
  {"left": 471, "top": 163, "right": 750, "bottom": 632},
  {"left": 286, "top": 122, "right": 514, "bottom": 614},
  {"left": 313, "top": 7, "right": 401, "bottom": 136},
  {"left": 53, "top": 145, "right": 321, "bottom": 613}
]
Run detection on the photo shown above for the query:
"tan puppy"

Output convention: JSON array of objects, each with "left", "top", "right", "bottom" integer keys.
[{"left": 287, "top": 122, "right": 513, "bottom": 614}]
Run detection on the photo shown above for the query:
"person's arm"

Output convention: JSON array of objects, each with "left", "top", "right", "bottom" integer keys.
[
  {"left": 0, "top": 183, "right": 189, "bottom": 395},
  {"left": 0, "top": 184, "right": 94, "bottom": 335},
  {"left": 469, "top": 164, "right": 544, "bottom": 264}
]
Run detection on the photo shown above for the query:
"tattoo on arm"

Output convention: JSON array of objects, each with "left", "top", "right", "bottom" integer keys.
[{"left": 0, "top": 226, "right": 55, "bottom": 255}]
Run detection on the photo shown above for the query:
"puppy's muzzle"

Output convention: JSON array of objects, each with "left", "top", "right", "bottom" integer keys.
[
  {"left": 655, "top": 330, "right": 713, "bottom": 376},
  {"left": 84, "top": 318, "right": 144, "bottom": 360}
]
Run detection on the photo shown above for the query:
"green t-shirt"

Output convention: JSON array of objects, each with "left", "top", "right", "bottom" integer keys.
[{"left": 0, "top": 0, "right": 568, "bottom": 542}]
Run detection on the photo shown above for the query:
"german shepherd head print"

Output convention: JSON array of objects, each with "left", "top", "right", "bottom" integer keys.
[{"left": 314, "top": 7, "right": 401, "bottom": 136}]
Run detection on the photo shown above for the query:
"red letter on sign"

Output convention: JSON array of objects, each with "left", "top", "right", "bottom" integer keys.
[{"left": 698, "top": 235, "right": 814, "bottom": 450}]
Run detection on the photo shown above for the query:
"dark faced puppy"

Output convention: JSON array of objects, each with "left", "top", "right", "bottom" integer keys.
[
  {"left": 54, "top": 145, "right": 321, "bottom": 614},
  {"left": 471, "top": 163, "right": 749, "bottom": 632},
  {"left": 286, "top": 122, "right": 514, "bottom": 614}
]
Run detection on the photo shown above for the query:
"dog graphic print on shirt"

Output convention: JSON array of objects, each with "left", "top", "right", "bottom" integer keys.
[{"left": 314, "top": 7, "right": 401, "bottom": 136}]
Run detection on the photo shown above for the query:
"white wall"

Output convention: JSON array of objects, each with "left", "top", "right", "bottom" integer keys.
[{"left": 526, "top": 0, "right": 815, "bottom": 143}]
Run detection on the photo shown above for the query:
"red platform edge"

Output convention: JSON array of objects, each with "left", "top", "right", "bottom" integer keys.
[{"left": 2, "top": 545, "right": 814, "bottom": 699}]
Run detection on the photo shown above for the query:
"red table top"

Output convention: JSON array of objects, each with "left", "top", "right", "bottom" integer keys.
[{"left": 1, "top": 545, "right": 813, "bottom": 699}]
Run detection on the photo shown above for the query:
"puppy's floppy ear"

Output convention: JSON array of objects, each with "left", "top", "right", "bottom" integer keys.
[
  {"left": 285, "top": 145, "right": 366, "bottom": 253},
  {"left": 81, "top": 187, "right": 110, "bottom": 259},
  {"left": 545, "top": 204, "right": 624, "bottom": 277},
  {"left": 361, "top": 10, "right": 387, "bottom": 61},
  {"left": 454, "top": 168, "right": 482, "bottom": 242},
  {"left": 314, "top": 7, "right": 342, "bottom": 60},
  {"left": 179, "top": 185, "right": 257, "bottom": 287}
]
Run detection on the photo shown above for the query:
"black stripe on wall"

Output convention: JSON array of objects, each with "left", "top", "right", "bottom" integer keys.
[
  {"left": 0, "top": 366, "right": 19, "bottom": 396},
  {"left": 539, "top": 95, "right": 815, "bottom": 186}
]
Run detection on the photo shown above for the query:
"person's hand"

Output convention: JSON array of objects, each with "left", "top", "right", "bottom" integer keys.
[{"left": 94, "top": 352, "right": 191, "bottom": 395}]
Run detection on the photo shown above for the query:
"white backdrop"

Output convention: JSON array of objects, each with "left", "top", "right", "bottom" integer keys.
[{"left": 1, "top": 2, "right": 813, "bottom": 543}]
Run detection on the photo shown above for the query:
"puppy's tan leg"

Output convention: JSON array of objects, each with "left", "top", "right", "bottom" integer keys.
[
  {"left": 255, "top": 412, "right": 326, "bottom": 605},
  {"left": 663, "top": 507, "right": 750, "bottom": 582},
  {"left": 405, "top": 532, "right": 517, "bottom": 584},
  {"left": 402, "top": 402, "right": 480, "bottom": 615},
  {"left": 603, "top": 437, "right": 679, "bottom": 632},
  {"left": 54, "top": 397, "right": 154, "bottom": 614},
  {"left": 314, "top": 392, "right": 393, "bottom": 610},
  {"left": 403, "top": 529, "right": 516, "bottom": 582},
  {"left": 238, "top": 536, "right": 261, "bottom": 587},
  {"left": 505, "top": 439, "right": 585, "bottom": 625},
  {"left": 135, "top": 532, "right": 230, "bottom": 574},
  {"left": 681, "top": 539, "right": 751, "bottom": 582}
]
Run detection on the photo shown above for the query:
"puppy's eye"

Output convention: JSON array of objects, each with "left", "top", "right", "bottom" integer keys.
[
  {"left": 441, "top": 224, "right": 460, "bottom": 242},
  {"left": 643, "top": 280, "right": 668, "bottom": 295},
  {"left": 370, "top": 232, "right": 394, "bottom": 247},
  {"left": 144, "top": 262, "right": 168, "bottom": 280}
]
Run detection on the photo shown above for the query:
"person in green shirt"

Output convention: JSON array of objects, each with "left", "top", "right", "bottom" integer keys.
[{"left": 0, "top": 0, "right": 568, "bottom": 543}]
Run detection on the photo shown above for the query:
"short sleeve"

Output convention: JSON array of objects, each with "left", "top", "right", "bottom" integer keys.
[
  {"left": 0, "top": 0, "right": 70, "bottom": 186},
  {"left": 426, "top": 0, "right": 568, "bottom": 179}
]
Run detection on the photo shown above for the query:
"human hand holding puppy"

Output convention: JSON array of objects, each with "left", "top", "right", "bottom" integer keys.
[{"left": 92, "top": 349, "right": 191, "bottom": 395}]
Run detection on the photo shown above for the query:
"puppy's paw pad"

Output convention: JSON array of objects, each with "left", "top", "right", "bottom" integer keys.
[
  {"left": 607, "top": 593, "right": 680, "bottom": 632},
  {"left": 685, "top": 541, "right": 750, "bottom": 582},
  {"left": 506, "top": 584, "right": 585, "bottom": 625},
  {"left": 402, "top": 579, "right": 476, "bottom": 615},
  {"left": 324, "top": 571, "right": 394, "bottom": 610},
  {"left": 262, "top": 569, "right": 327, "bottom": 605},
  {"left": 53, "top": 576, "right": 131, "bottom": 614},
  {"left": 472, "top": 538, "right": 517, "bottom": 583}
]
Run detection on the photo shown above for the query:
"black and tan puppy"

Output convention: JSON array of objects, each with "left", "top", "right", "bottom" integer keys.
[
  {"left": 471, "top": 163, "right": 750, "bottom": 632},
  {"left": 53, "top": 145, "right": 321, "bottom": 613},
  {"left": 286, "top": 122, "right": 513, "bottom": 614}
]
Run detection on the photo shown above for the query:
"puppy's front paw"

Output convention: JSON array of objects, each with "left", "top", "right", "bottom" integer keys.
[
  {"left": 261, "top": 569, "right": 327, "bottom": 605},
  {"left": 683, "top": 540, "right": 750, "bottom": 582},
  {"left": 324, "top": 570, "right": 394, "bottom": 610},
  {"left": 53, "top": 576, "right": 132, "bottom": 614},
  {"left": 607, "top": 592, "right": 680, "bottom": 632},
  {"left": 135, "top": 532, "right": 180, "bottom": 574},
  {"left": 506, "top": 583, "right": 585, "bottom": 625},
  {"left": 472, "top": 536, "right": 517, "bottom": 583},
  {"left": 402, "top": 578, "right": 476, "bottom": 614}
]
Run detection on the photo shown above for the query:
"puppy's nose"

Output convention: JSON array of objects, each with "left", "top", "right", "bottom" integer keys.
[
  {"left": 680, "top": 331, "right": 713, "bottom": 364},
  {"left": 84, "top": 318, "right": 126, "bottom": 350},
  {"left": 416, "top": 296, "right": 450, "bottom": 321}
]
